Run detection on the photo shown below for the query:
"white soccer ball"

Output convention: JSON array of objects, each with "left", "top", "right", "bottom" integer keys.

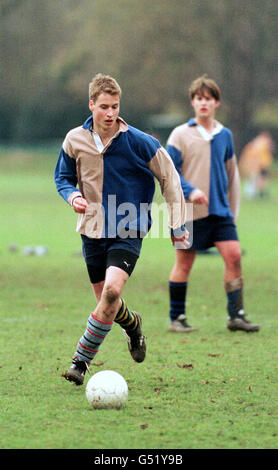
[{"left": 85, "top": 370, "right": 128, "bottom": 409}]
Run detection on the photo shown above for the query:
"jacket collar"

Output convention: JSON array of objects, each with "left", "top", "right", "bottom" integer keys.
[
  {"left": 82, "top": 115, "right": 128, "bottom": 132},
  {"left": 188, "top": 118, "right": 223, "bottom": 141}
]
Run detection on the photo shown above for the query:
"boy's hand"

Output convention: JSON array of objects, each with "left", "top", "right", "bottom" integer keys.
[
  {"left": 72, "top": 196, "right": 88, "bottom": 213},
  {"left": 171, "top": 229, "right": 190, "bottom": 249},
  {"left": 189, "top": 189, "right": 209, "bottom": 206}
]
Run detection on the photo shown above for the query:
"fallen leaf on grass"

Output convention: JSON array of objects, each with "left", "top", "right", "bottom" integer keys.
[
  {"left": 179, "top": 339, "right": 188, "bottom": 344},
  {"left": 248, "top": 386, "right": 253, "bottom": 392},
  {"left": 140, "top": 424, "right": 148, "bottom": 430},
  {"left": 208, "top": 353, "right": 221, "bottom": 357},
  {"left": 177, "top": 363, "right": 194, "bottom": 369},
  {"left": 92, "top": 362, "right": 104, "bottom": 367},
  {"left": 36, "top": 302, "right": 49, "bottom": 309},
  {"left": 201, "top": 380, "right": 209, "bottom": 384}
]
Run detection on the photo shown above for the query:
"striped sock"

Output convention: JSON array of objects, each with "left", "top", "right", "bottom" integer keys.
[
  {"left": 114, "top": 298, "right": 139, "bottom": 333},
  {"left": 169, "top": 281, "right": 187, "bottom": 321},
  {"left": 74, "top": 313, "right": 113, "bottom": 364},
  {"left": 225, "top": 277, "right": 244, "bottom": 318}
]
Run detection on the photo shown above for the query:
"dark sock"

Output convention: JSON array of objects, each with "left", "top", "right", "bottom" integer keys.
[
  {"left": 169, "top": 281, "right": 187, "bottom": 321},
  {"left": 225, "top": 277, "right": 244, "bottom": 318}
]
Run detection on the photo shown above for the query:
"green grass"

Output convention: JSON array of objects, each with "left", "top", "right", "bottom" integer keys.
[{"left": 1, "top": 146, "right": 278, "bottom": 450}]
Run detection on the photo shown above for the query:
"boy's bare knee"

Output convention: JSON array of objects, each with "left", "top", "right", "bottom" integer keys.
[
  {"left": 103, "top": 284, "right": 121, "bottom": 304},
  {"left": 175, "top": 261, "right": 193, "bottom": 278},
  {"left": 231, "top": 248, "right": 241, "bottom": 265}
]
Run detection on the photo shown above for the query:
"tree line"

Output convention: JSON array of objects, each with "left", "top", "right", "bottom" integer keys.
[{"left": 1, "top": 0, "right": 278, "bottom": 152}]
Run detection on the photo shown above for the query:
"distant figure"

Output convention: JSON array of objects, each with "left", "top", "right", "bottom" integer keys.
[
  {"left": 239, "top": 132, "right": 274, "bottom": 199},
  {"left": 166, "top": 75, "right": 260, "bottom": 334}
]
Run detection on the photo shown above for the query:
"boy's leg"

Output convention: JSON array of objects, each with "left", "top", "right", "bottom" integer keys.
[
  {"left": 215, "top": 240, "right": 259, "bottom": 332},
  {"left": 91, "top": 280, "right": 104, "bottom": 302},
  {"left": 105, "top": 246, "right": 146, "bottom": 362},
  {"left": 91, "top": 250, "right": 141, "bottom": 336},
  {"left": 93, "top": 266, "right": 129, "bottom": 322},
  {"left": 95, "top": 264, "right": 146, "bottom": 363},
  {"left": 167, "top": 215, "right": 215, "bottom": 333},
  {"left": 63, "top": 241, "right": 145, "bottom": 385},
  {"left": 63, "top": 266, "right": 129, "bottom": 385},
  {"left": 106, "top": 247, "right": 140, "bottom": 331},
  {"left": 168, "top": 249, "right": 197, "bottom": 332}
]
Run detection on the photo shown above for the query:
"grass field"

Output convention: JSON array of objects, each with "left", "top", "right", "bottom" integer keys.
[{"left": 1, "top": 145, "right": 278, "bottom": 451}]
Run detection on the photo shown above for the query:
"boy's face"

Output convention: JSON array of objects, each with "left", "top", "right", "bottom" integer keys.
[
  {"left": 89, "top": 92, "right": 120, "bottom": 133},
  {"left": 191, "top": 89, "right": 220, "bottom": 121}
]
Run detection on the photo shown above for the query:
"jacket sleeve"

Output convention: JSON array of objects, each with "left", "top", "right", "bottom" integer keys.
[
  {"left": 147, "top": 146, "right": 187, "bottom": 237},
  {"left": 225, "top": 154, "right": 240, "bottom": 220},
  {"left": 224, "top": 131, "right": 240, "bottom": 220},
  {"left": 166, "top": 144, "right": 196, "bottom": 199},
  {"left": 54, "top": 147, "right": 81, "bottom": 205}
]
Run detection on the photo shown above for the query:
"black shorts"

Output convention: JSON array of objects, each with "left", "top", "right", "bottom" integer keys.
[
  {"left": 260, "top": 168, "right": 269, "bottom": 177},
  {"left": 189, "top": 215, "right": 239, "bottom": 251},
  {"left": 81, "top": 235, "right": 142, "bottom": 284}
]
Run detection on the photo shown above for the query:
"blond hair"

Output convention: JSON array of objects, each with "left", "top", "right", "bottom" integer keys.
[
  {"left": 89, "top": 73, "right": 122, "bottom": 102},
  {"left": 189, "top": 75, "right": 221, "bottom": 101}
]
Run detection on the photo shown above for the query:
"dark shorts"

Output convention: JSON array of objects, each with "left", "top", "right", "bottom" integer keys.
[
  {"left": 81, "top": 235, "right": 143, "bottom": 284},
  {"left": 189, "top": 215, "right": 238, "bottom": 251},
  {"left": 260, "top": 168, "right": 269, "bottom": 177}
]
